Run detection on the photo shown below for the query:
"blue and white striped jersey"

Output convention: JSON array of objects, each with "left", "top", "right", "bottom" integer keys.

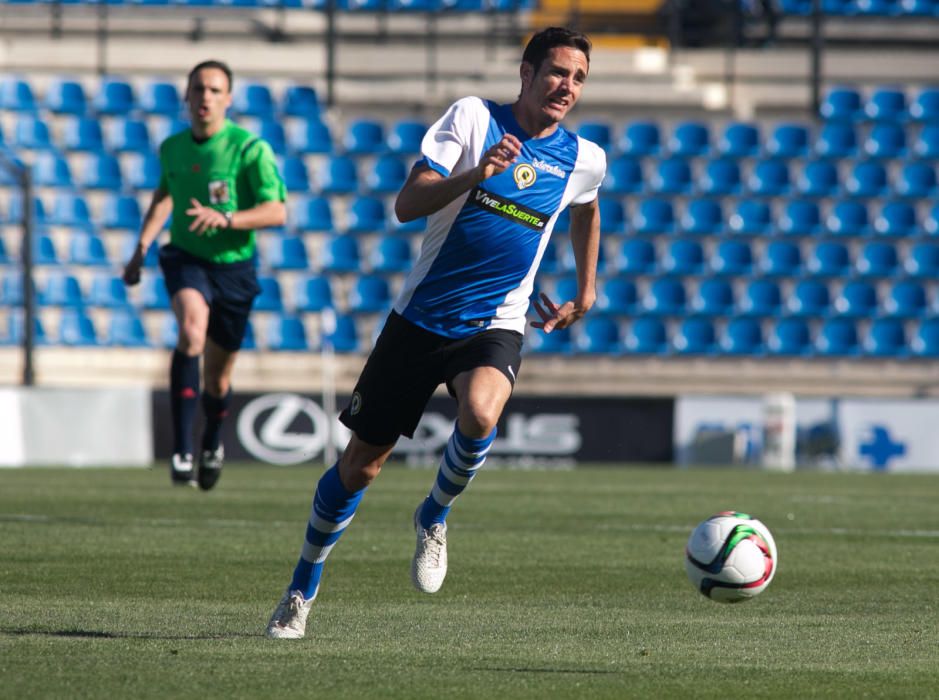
[{"left": 393, "top": 96, "right": 607, "bottom": 338}]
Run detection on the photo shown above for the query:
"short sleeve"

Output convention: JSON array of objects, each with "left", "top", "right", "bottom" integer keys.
[
  {"left": 419, "top": 97, "right": 484, "bottom": 177},
  {"left": 570, "top": 139, "right": 607, "bottom": 206},
  {"left": 243, "top": 139, "right": 287, "bottom": 203},
  {"left": 157, "top": 144, "right": 169, "bottom": 192}
]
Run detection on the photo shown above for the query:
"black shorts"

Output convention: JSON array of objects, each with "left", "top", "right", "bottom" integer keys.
[
  {"left": 339, "top": 311, "right": 523, "bottom": 446},
  {"left": 159, "top": 244, "right": 261, "bottom": 352}
]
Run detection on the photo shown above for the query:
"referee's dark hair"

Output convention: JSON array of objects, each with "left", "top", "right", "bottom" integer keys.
[
  {"left": 522, "top": 27, "right": 592, "bottom": 74},
  {"left": 187, "top": 60, "right": 234, "bottom": 93}
]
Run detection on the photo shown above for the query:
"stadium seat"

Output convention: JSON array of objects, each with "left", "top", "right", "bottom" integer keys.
[
  {"left": 739, "top": 278, "right": 782, "bottom": 316},
  {"left": 0, "top": 239, "right": 10, "bottom": 267},
  {"left": 61, "top": 116, "right": 105, "bottom": 153},
  {"left": 615, "top": 238, "right": 657, "bottom": 275},
  {"left": 865, "top": 87, "right": 908, "bottom": 122},
  {"left": 553, "top": 207, "right": 571, "bottom": 234},
  {"left": 884, "top": 279, "right": 928, "bottom": 318},
  {"left": 728, "top": 199, "right": 772, "bottom": 236},
  {"left": 834, "top": 279, "right": 878, "bottom": 317},
  {"left": 292, "top": 195, "right": 334, "bottom": 232},
  {"left": 662, "top": 239, "right": 704, "bottom": 275},
  {"left": 139, "top": 275, "right": 170, "bottom": 310},
  {"left": 526, "top": 326, "right": 572, "bottom": 354},
  {"left": 39, "top": 273, "right": 84, "bottom": 307},
  {"left": 140, "top": 80, "right": 181, "bottom": 116},
  {"left": 58, "top": 309, "right": 99, "bottom": 346},
  {"left": 904, "top": 242, "right": 939, "bottom": 277},
  {"left": 721, "top": 317, "right": 764, "bottom": 355},
  {"left": 597, "top": 199, "right": 626, "bottom": 235},
  {"left": 698, "top": 158, "right": 741, "bottom": 196},
  {"left": 766, "top": 123, "right": 810, "bottom": 159},
  {"left": 864, "top": 123, "right": 906, "bottom": 159},
  {"left": 711, "top": 239, "right": 753, "bottom": 275},
  {"left": 282, "top": 85, "right": 320, "bottom": 119},
  {"left": 125, "top": 153, "right": 162, "bottom": 191},
  {"left": 624, "top": 317, "right": 668, "bottom": 354},
  {"left": 343, "top": 119, "right": 386, "bottom": 156},
  {"left": 386, "top": 119, "right": 427, "bottom": 155},
  {"left": 43, "top": 78, "right": 87, "bottom": 116},
  {"left": 595, "top": 277, "right": 637, "bottom": 315},
  {"left": 561, "top": 241, "right": 607, "bottom": 274},
  {"left": 80, "top": 153, "right": 123, "bottom": 190},
  {"left": 574, "top": 316, "right": 621, "bottom": 354},
  {"left": 370, "top": 236, "right": 412, "bottom": 273},
  {"left": 874, "top": 201, "right": 917, "bottom": 237},
  {"left": 0, "top": 76, "right": 37, "bottom": 112},
  {"left": 325, "top": 314, "right": 360, "bottom": 353},
  {"left": 552, "top": 277, "right": 579, "bottom": 308},
  {"left": 778, "top": 200, "right": 821, "bottom": 237},
  {"left": 604, "top": 156, "right": 643, "bottom": 195},
  {"left": 668, "top": 121, "right": 710, "bottom": 157},
  {"left": 895, "top": 162, "right": 937, "bottom": 199},
  {"left": 680, "top": 198, "right": 723, "bottom": 236},
  {"left": 787, "top": 278, "right": 831, "bottom": 316},
  {"left": 119, "top": 235, "right": 159, "bottom": 269},
  {"left": 6, "top": 308, "right": 49, "bottom": 346},
  {"left": 69, "top": 234, "right": 110, "bottom": 267},
  {"left": 673, "top": 317, "right": 716, "bottom": 354},
  {"left": 106, "top": 309, "right": 150, "bottom": 348},
  {"left": 294, "top": 275, "right": 334, "bottom": 312},
  {"left": 345, "top": 196, "right": 386, "bottom": 234},
  {"left": 109, "top": 118, "right": 153, "bottom": 154},
  {"left": 101, "top": 194, "right": 142, "bottom": 231},
  {"left": 748, "top": 159, "right": 790, "bottom": 196},
  {"left": 718, "top": 122, "right": 760, "bottom": 158},
  {"left": 537, "top": 238, "right": 560, "bottom": 275},
  {"left": 7, "top": 195, "right": 48, "bottom": 227},
  {"left": 233, "top": 82, "right": 275, "bottom": 119},
  {"left": 87, "top": 274, "right": 130, "bottom": 308},
  {"left": 855, "top": 241, "right": 899, "bottom": 277},
  {"left": 619, "top": 121, "right": 661, "bottom": 157},
  {"left": 826, "top": 200, "right": 871, "bottom": 236},
  {"left": 927, "top": 203, "right": 939, "bottom": 236},
  {"left": 650, "top": 157, "right": 692, "bottom": 195},
  {"left": 266, "top": 236, "right": 309, "bottom": 270},
  {"left": 642, "top": 277, "right": 686, "bottom": 315},
  {"left": 49, "top": 192, "right": 93, "bottom": 231},
  {"left": 281, "top": 156, "right": 311, "bottom": 192},
  {"left": 913, "top": 124, "right": 939, "bottom": 159},
  {"left": 692, "top": 277, "right": 735, "bottom": 316},
  {"left": 266, "top": 315, "right": 309, "bottom": 351},
  {"left": 151, "top": 116, "right": 188, "bottom": 144},
  {"left": 258, "top": 119, "right": 287, "bottom": 156},
  {"left": 1, "top": 274, "right": 27, "bottom": 307},
  {"left": 911, "top": 317, "right": 939, "bottom": 357},
  {"left": 366, "top": 155, "right": 408, "bottom": 194},
  {"left": 33, "top": 152, "right": 75, "bottom": 190},
  {"left": 253, "top": 276, "right": 284, "bottom": 312},
  {"left": 820, "top": 87, "right": 863, "bottom": 122},
  {"left": 759, "top": 240, "right": 802, "bottom": 277},
  {"left": 633, "top": 198, "right": 675, "bottom": 235},
  {"left": 797, "top": 160, "right": 839, "bottom": 198},
  {"left": 320, "top": 234, "right": 360, "bottom": 273},
  {"left": 845, "top": 160, "right": 888, "bottom": 198},
  {"left": 14, "top": 116, "right": 54, "bottom": 151},
  {"left": 93, "top": 78, "right": 136, "bottom": 116},
  {"left": 289, "top": 119, "right": 334, "bottom": 155},
  {"left": 32, "top": 234, "right": 59, "bottom": 266},
  {"left": 319, "top": 156, "right": 359, "bottom": 194},
  {"left": 814, "top": 122, "right": 858, "bottom": 159},
  {"left": 816, "top": 318, "right": 860, "bottom": 356},
  {"left": 910, "top": 87, "right": 939, "bottom": 122},
  {"left": 577, "top": 122, "right": 612, "bottom": 151},
  {"left": 767, "top": 317, "right": 812, "bottom": 356},
  {"left": 808, "top": 241, "right": 851, "bottom": 277},
  {"left": 864, "top": 318, "right": 907, "bottom": 357}
]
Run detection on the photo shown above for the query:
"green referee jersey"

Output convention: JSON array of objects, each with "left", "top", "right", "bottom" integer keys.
[{"left": 158, "top": 119, "right": 287, "bottom": 264}]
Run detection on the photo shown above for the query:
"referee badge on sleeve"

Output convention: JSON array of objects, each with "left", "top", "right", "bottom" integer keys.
[{"left": 208, "top": 180, "right": 231, "bottom": 204}]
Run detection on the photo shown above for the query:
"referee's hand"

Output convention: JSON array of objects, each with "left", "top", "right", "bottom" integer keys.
[
  {"left": 122, "top": 246, "right": 145, "bottom": 286},
  {"left": 186, "top": 198, "right": 228, "bottom": 234}
]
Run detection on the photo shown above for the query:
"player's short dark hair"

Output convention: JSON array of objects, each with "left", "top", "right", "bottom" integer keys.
[
  {"left": 187, "top": 60, "right": 233, "bottom": 94},
  {"left": 521, "top": 27, "right": 591, "bottom": 74}
]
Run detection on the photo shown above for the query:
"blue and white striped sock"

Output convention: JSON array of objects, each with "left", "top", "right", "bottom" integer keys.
[
  {"left": 418, "top": 425, "right": 496, "bottom": 529},
  {"left": 289, "top": 464, "right": 365, "bottom": 600}
]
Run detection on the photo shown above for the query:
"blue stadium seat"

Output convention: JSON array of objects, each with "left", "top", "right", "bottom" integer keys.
[
  {"left": 680, "top": 198, "right": 723, "bottom": 236},
  {"left": 291, "top": 196, "right": 333, "bottom": 233},
  {"left": 266, "top": 315, "right": 309, "bottom": 351},
  {"left": 553, "top": 276, "right": 580, "bottom": 308},
  {"left": 816, "top": 318, "right": 860, "bottom": 356},
  {"left": 281, "top": 156, "right": 311, "bottom": 192},
  {"left": 537, "top": 238, "right": 560, "bottom": 275},
  {"left": 721, "top": 317, "right": 764, "bottom": 355},
  {"left": 574, "top": 316, "right": 621, "bottom": 354},
  {"left": 855, "top": 241, "right": 899, "bottom": 277},
  {"left": 826, "top": 200, "right": 871, "bottom": 236},
  {"left": 633, "top": 198, "right": 675, "bottom": 235},
  {"left": 595, "top": 277, "right": 637, "bottom": 315},
  {"left": 865, "top": 318, "right": 907, "bottom": 357},
  {"left": 864, "top": 123, "right": 906, "bottom": 159},
  {"left": 668, "top": 121, "right": 710, "bottom": 157},
  {"left": 139, "top": 275, "right": 170, "bottom": 310},
  {"left": 577, "top": 122, "right": 612, "bottom": 151},
  {"left": 692, "top": 277, "right": 735, "bottom": 316},
  {"left": 49, "top": 192, "right": 93, "bottom": 231},
  {"left": 324, "top": 314, "right": 359, "bottom": 353},
  {"left": 739, "top": 278, "right": 782, "bottom": 316},
  {"left": 527, "top": 326, "right": 572, "bottom": 354},
  {"left": 289, "top": 119, "right": 334, "bottom": 155},
  {"left": 80, "top": 153, "right": 123, "bottom": 190},
  {"left": 0, "top": 77, "right": 37, "bottom": 113},
  {"left": 294, "top": 275, "right": 334, "bottom": 312},
  {"left": 69, "top": 234, "right": 110, "bottom": 266},
  {"left": 874, "top": 200, "right": 917, "bottom": 238},
  {"left": 821, "top": 87, "right": 863, "bottom": 121},
  {"left": 151, "top": 117, "right": 188, "bottom": 145},
  {"left": 159, "top": 315, "right": 179, "bottom": 350},
  {"left": 553, "top": 207, "right": 571, "bottom": 234},
  {"left": 835, "top": 279, "right": 878, "bottom": 317},
  {"left": 233, "top": 82, "right": 275, "bottom": 119},
  {"left": 768, "top": 318, "right": 812, "bottom": 356},
  {"left": 281, "top": 85, "right": 320, "bottom": 119},
  {"left": 615, "top": 238, "right": 657, "bottom": 275},
  {"left": 926, "top": 203, "right": 939, "bottom": 236},
  {"left": 39, "top": 273, "right": 83, "bottom": 307},
  {"left": 673, "top": 317, "right": 716, "bottom": 354},
  {"left": 320, "top": 234, "right": 360, "bottom": 273},
  {"left": 650, "top": 157, "right": 693, "bottom": 195},
  {"left": 814, "top": 122, "right": 858, "bottom": 159},
  {"left": 603, "top": 156, "right": 643, "bottom": 195},
  {"left": 845, "top": 160, "right": 888, "bottom": 198},
  {"left": 662, "top": 239, "right": 704, "bottom": 275},
  {"left": 344, "top": 119, "right": 385, "bottom": 156},
  {"left": 728, "top": 199, "right": 771, "bottom": 236},
  {"left": 910, "top": 87, "right": 939, "bottom": 122},
  {"left": 6, "top": 309, "right": 48, "bottom": 346},
  {"left": 140, "top": 80, "right": 181, "bottom": 117},
  {"left": 258, "top": 119, "right": 287, "bottom": 156},
  {"left": 897, "top": 0, "right": 935, "bottom": 15},
  {"left": 33, "top": 152, "right": 75, "bottom": 189},
  {"left": 766, "top": 123, "right": 810, "bottom": 159},
  {"left": 14, "top": 116, "right": 54, "bottom": 151},
  {"left": 385, "top": 119, "right": 426, "bottom": 156},
  {"left": 119, "top": 235, "right": 159, "bottom": 269},
  {"left": 787, "top": 278, "right": 831, "bottom": 316},
  {"left": 759, "top": 240, "right": 802, "bottom": 277},
  {"left": 560, "top": 241, "right": 607, "bottom": 274},
  {"left": 346, "top": 196, "right": 386, "bottom": 234},
  {"left": 126, "top": 152, "right": 162, "bottom": 191},
  {"left": 865, "top": 87, "right": 908, "bottom": 121},
  {"left": 266, "top": 236, "right": 309, "bottom": 270},
  {"left": 698, "top": 158, "right": 741, "bottom": 196},
  {"left": 904, "top": 242, "right": 939, "bottom": 277},
  {"left": 107, "top": 117, "right": 152, "bottom": 154},
  {"left": 808, "top": 241, "right": 851, "bottom": 276},
  {"left": 748, "top": 159, "right": 790, "bottom": 196},
  {"left": 624, "top": 317, "right": 668, "bottom": 354},
  {"left": 884, "top": 279, "right": 928, "bottom": 318},
  {"left": 253, "top": 276, "right": 284, "bottom": 312},
  {"left": 33, "top": 234, "right": 59, "bottom": 266},
  {"left": 101, "top": 193, "right": 142, "bottom": 231},
  {"left": 911, "top": 318, "right": 939, "bottom": 357},
  {"left": 7, "top": 195, "right": 48, "bottom": 226},
  {"left": 598, "top": 198, "right": 626, "bottom": 235},
  {"left": 106, "top": 309, "right": 150, "bottom": 347},
  {"left": 711, "top": 239, "right": 753, "bottom": 275},
  {"left": 87, "top": 274, "right": 131, "bottom": 308},
  {"left": 44, "top": 79, "right": 87, "bottom": 116},
  {"left": 93, "top": 78, "right": 136, "bottom": 116},
  {"left": 913, "top": 124, "right": 939, "bottom": 159},
  {"left": 718, "top": 122, "right": 760, "bottom": 158},
  {"left": 319, "top": 155, "right": 358, "bottom": 194},
  {"left": 642, "top": 277, "right": 686, "bottom": 315},
  {"left": 62, "top": 116, "right": 105, "bottom": 153},
  {"left": 619, "top": 121, "right": 661, "bottom": 157},
  {"left": 895, "top": 162, "right": 937, "bottom": 199},
  {"left": 779, "top": 199, "right": 821, "bottom": 236},
  {"left": 0, "top": 239, "right": 10, "bottom": 266},
  {"left": 367, "top": 155, "right": 408, "bottom": 194},
  {"left": 797, "top": 159, "right": 839, "bottom": 198},
  {"left": 58, "top": 309, "right": 99, "bottom": 346},
  {"left": 370, "top": 236, "right": 412, "bottom": 273},
  {"left": 1, "top": 275, "right": 26, "bottom": 307}
]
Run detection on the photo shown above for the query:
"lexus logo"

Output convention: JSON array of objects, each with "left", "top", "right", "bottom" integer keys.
[{"left": 237, "top": 393, "right": 334, "bottom": 465}]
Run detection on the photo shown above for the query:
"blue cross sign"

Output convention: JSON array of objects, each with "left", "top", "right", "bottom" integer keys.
[{"left": 858, "top": 425, "right": 906, "bottom": 471}]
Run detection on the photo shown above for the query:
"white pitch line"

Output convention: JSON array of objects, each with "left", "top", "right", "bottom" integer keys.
[{"left": 600, "top": 523, "right": 939, "bottom": 539}]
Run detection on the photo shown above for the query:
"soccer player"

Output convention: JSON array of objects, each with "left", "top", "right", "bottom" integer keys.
[
  {"left": 266, "top": 27, "right": 605, "bottom": 639},
  {"left": 123, "top": 60, "right": 287, "bottom": 490}
]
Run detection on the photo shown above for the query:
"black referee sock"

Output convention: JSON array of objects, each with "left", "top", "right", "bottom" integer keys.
[
  {"left": 170, "top": 350, "right": 200, "bottom": 456},
  {"left": 201, "top": 389, "right": 231, "bottom": 453}
]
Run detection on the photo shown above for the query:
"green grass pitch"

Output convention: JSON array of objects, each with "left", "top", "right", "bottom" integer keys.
[{"left": 1, "top": 463, "right": 937, "bottom": 699}]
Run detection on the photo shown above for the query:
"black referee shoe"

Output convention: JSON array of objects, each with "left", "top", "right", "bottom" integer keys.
[{"left": 197, "top": 445, "right": 224, "bottom": 491}]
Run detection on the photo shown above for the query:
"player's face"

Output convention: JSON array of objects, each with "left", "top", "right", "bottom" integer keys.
[
  {"left": 520, "top": 46, "right": 589, "bottom": 125},
  {"left": 187, "top": 68, "right": 232, "bottom": 130}
]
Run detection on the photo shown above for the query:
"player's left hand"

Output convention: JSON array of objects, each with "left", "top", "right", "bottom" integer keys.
[
  {"left": 530, "top": 292, "right": 587, "bottom": 333},
  {"left": 186, "top": 198, "right": 228, "bottom": 234}
]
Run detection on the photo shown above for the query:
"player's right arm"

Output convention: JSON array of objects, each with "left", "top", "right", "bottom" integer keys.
[{"left": 122, "top": 187, "right": 172, "bottom": 286}]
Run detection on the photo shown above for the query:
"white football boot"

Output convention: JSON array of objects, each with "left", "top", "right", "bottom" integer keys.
[
  {"left": 265, "top": 588, "right": 315, "bottom": 639},
  {"left": 170, "top": 453, "right": 196, "bottom": 487},
  {"left": 410, "top": 506, "right": 448, "bottom": 594}
]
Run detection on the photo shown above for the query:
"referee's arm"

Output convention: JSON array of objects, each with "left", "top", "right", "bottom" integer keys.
[{"left": 123, "top": 188, "right": 172, "bottom": 286}]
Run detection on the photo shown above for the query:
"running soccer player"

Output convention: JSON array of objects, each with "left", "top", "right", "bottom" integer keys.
[
  {"left": 266, "top": 27, "right": 605, "bottom": 638},
  {"left": 123, "top": 60, "right": 287, "bottom": 490}
]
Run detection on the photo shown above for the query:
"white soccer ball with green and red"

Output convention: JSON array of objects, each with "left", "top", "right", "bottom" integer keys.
[{"left": 684, "top": 511, "right": 777, "bottom": 603}]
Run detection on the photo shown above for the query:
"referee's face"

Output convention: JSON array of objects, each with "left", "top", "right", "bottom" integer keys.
[
  {"left": 519, "top": 46, "right": 588, "bottom": 127},
  {"left": 187, "top": 67, "right": 232, "bottom": 135}
]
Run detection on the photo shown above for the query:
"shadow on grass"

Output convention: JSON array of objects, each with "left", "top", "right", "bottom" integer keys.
[{"left": 2, "top": 628, "right": 258, "bottom": 640}]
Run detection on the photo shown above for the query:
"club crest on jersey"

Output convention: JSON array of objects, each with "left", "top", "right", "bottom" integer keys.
[
  {"left": 208, "top": 180, "right": 230, "bottom": 205},
  {"left": 513, "top": 163, "right": 536, "bottom": 190}
]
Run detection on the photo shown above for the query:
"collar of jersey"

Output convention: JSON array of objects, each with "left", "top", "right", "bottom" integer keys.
[
  {"left": 495, "top": 102, "right": 566, "bottom": 147},
  {"left": 190, "top": 119, "right": 232, "bottom": 147}
]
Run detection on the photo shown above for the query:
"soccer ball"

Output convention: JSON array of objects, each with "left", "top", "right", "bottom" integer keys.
[{"left": 684, "top": 511, "right": 777, "bottom": 603}]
